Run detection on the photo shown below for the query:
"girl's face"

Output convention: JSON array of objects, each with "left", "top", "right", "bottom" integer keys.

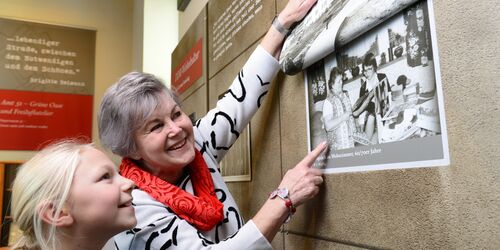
[
  {"left": 68, "top": 147, "right": 136, "bottom": 237},
  {"left": 364, "top": 65, "right": 375, "bottom": 80},
  {"left": 133, "top": 93, "right": 195, "bottom": 182}
]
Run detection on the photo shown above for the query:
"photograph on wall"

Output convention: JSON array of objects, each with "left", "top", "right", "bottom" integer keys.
[
  {"left": 306, "top": 0, "right": 449, "bottom": 173},
  {"left": 279, "top": 0, "right": 419, "bottom": 75}
]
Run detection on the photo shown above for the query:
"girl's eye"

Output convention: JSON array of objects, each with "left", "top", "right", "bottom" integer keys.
[{"left": 99, "top": 173, "right": 111, "bottom": 181}]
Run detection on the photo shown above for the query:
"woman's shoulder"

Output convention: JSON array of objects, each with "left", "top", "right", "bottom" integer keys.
[{"left": 132, "top": 189, "right": 174, "bottom": 213}]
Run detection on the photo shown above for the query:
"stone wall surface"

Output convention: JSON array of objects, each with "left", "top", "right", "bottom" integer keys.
[{"left": 182, "top": 0, "right": 500, "bottom": 249}]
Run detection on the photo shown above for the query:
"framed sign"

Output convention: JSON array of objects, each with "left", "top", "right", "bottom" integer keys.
[
  {"left": 172, "top": 6, "right": 207, "bottom": 100},
  {"left": 215, "top": 90, "right": 251, "bottom": 182},
  {"left": 0, "top": 17, "right": 95, "bottom": 150},
  {"left": 220, "top": 128, "right": 252, "bottom": 182},
  {"left": 207, "top": 0, "right": 275, "bottom": 78}
]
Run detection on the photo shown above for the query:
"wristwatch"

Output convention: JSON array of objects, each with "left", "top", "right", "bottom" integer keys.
[
  {"left": 272, "top": 15, "right": 291, "bottom": 36},
  {"left": 269, "top": 187, "right": 289, "bottom": 200},
  {"left": 269, "top": 187, "right": 296, "bottom": 223}
]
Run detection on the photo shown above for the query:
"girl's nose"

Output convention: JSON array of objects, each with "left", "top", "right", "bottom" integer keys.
[{"left": 120, "top": 176, "right": 135, "bottom": 193}]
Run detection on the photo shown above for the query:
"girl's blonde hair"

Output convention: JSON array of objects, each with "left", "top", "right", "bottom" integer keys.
[{"left": 11, "top": 140, "right": 92, "bottom": 250}]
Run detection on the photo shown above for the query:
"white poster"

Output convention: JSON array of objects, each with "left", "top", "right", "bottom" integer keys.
[
  {"left": 304, "top": 0, "right": 449, "bottom": 173},
  {"left": 280, "top": 0, "right": 419, "bottom": 75}
]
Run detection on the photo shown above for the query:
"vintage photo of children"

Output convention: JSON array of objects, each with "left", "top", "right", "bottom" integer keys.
[{"left": 306, "top": 0, "right": 449, "bottom": 172}]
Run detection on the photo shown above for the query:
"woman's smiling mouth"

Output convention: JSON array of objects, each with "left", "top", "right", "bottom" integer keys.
[{"left": 168, "top": 139, "right": 186, "bottom": 151}]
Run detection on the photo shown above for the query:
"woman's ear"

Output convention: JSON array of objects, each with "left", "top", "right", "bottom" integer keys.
[{"left": 38, "top": 202, "right": 74, "bottom": 227}]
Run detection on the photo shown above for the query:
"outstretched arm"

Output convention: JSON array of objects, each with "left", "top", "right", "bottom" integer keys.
[
  {"left": 260, "top": 0, "right": 318, "bottom": 59},
  {"left": 353, "top": 90, "right": 375, "bottom": 117},
  {"left": 195, "top": 0, "right": 318, "bottom": 162}
]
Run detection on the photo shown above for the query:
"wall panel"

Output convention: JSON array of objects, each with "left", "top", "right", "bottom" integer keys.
[{"left": 191, "top": 0, "right": 500, "bottom": 249}]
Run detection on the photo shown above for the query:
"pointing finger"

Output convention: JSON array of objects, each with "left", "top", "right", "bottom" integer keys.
[{"left": 300, "top": 141, "right": 327, "bottom": 167}]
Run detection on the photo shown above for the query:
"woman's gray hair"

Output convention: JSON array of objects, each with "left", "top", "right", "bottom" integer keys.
[{"left": 98, "top": 72, "right": 179, "bottom": 157}]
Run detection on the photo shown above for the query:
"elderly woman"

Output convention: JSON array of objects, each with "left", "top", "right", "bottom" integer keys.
[{"left": 98, "top": 0, "right": 326, "bottom": 249}]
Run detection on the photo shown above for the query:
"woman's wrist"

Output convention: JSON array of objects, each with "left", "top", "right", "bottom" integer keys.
[
  {"left": 272, "top": 15, "right": 291, "bottom": 37},
  {"left": 252, "top": 196, "right": 291, "bottom": 242},
  {"left": 277, "top": 13, "right": 294, "bottom": 30},
  {"left": 269, "top": 187, "right": 296, "bottom": 223}
]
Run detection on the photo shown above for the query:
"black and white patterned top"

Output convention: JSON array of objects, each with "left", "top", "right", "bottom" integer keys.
[{"left": 114, "top": 46, "right": 279, "bottom": 249}]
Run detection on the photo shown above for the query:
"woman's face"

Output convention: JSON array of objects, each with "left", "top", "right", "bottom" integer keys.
[
  {"left": 133, "top": 93, "right": 195, "bottom": 182},
  {"left": 332, "top": 75, "right": 343, "bottom": 93},
  {"left": 68, "top": 147, "right": 136, "bottom": 236}
]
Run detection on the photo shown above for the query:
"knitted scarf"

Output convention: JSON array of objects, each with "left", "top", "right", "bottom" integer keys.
[{"left": 119, "top": 149, "right": 224, "bottom": 231}]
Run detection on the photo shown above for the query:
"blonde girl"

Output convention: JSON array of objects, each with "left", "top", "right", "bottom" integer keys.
[{"left": 11, "top": 140, "right": 136, "bottom": 250}]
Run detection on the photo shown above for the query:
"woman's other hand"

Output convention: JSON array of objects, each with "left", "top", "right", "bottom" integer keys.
[
  {"left": 279, "top": 141, "right": 327, "bottom": 207},
  {"left": 262, "top": 0, "right": 317, "bottom": 58},
  {"left": 278, "top": 0, "right": 318, "bottom": 29}
]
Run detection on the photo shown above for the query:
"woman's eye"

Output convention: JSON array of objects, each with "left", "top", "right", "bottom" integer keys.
[
  {"left": 150, "top": 123, "right": 163, "bottom": 132},
  {"left": 173, "top": 111, "right": 182, "bottom": 119}
]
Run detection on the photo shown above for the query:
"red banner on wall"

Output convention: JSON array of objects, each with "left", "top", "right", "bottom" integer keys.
[
  {"left": 0, "top": 90, "right": 93, "bottom": 150},
  {"left": 172, "top": 38, "right": 203, "bottom": 94}
]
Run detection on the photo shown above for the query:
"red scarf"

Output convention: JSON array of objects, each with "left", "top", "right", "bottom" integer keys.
[{"left": 120, "top": 149, "right": 224, "bottom": 231}]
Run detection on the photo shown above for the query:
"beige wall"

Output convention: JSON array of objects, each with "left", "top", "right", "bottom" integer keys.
[
  {"left": 142, "top": 0, "right": 178, "bottom": 85},
  {"left": 282, "top": 1, "right": 500, "bottom": 248},
  {"left": 180, "top": 0, "right": 500, "bottom": 249},
  {"left": 178, "top": 0, "right": 208, "bottom": 38},
  {"left": 0, "top": 0, "right": 135, "bottom": 162}
]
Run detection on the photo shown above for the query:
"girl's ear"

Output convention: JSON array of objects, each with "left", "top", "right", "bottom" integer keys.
[{"left": 38, "top": 202, "right": 74, "bottom": 227}]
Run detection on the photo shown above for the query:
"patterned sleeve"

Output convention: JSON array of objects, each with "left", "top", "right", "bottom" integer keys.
[
  {"left": 115, "top": 191, "right": 272, "bottom": 250},
  {"left": 194, "top": 45, "right": 280, "bottom": 162}
]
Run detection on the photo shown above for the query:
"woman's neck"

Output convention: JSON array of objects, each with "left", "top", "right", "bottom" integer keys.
[
  {"left": 155, "top": 166, "right": 186, "bottom": 184},
  {"left": 134, "top": 159, "right": 186, "bottom": 184},
  {"left": 366, "top": 75, "right": 379, "bottom": 91}
]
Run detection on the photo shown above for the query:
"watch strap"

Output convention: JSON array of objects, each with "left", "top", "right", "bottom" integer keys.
[{"left": 272, "top": 15, "right": 290, "bottom": 36}]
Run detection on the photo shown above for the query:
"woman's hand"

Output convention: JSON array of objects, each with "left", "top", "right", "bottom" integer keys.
[
  {"left": 278, "top": 0, "right": 318, "bottom": 29},
  {"left": 261, "top": 0, "right": 317, "bottom": 58},
  {"left": 252, "top": 141, "right": 326, "bottom": 242},
  {"left": 278, "top": 141, "right": 327, "bottom": 207}
]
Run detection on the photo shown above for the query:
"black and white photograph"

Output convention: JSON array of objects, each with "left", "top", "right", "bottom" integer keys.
[
  {"left": 279, "top": 0, "right": 419, "bottom": 75},
  {"left": 306, "top": 0, "right": 449, "bottom": 173}
]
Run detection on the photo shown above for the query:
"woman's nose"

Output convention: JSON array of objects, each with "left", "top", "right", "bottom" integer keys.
[{"left": 166, "top": 121, "right": 182, "bottom": 137}]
